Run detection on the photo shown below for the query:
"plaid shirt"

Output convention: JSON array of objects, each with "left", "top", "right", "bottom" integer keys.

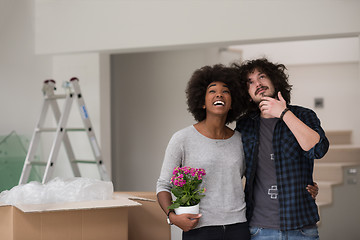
[{"left": 236, "top": 105, "right": 329, "bottom": 230}]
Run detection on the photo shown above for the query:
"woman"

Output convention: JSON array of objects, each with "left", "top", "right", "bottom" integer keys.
[{"left": 156, "top": 64, "right": 251, "bottom": 240}]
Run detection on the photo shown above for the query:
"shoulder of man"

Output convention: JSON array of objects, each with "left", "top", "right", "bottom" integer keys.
[{"left": 236, "top": 112, "right": 259, "bottom": 132}]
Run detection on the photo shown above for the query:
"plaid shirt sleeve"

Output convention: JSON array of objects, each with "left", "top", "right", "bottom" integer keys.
[{"left": 293, "top": 107, "right": 329, "bottom": 160}]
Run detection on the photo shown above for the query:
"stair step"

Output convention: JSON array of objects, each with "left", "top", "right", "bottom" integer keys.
[
  {"left": 326, "top": 130, "right": 352, "bottom": 145},
  {"left": 315, "top": 181, "right": 334, "bottom": 205},
  {"left": 318, "top": 145, "right": 360, "bottom": 164},
  {"left": 314, "top": 164, "right": 343, "bottom": 183},
  {"left": 316, "top": 201, "right": 330, "bottom": 207},
  {"left": 314, "top": 162, "right": 359, "bottom": 183}
]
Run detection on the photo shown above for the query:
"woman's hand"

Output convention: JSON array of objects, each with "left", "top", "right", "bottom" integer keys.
[
  {"left": 170, "top": 213, "right": 202, "bottom": 232},
  {"left": 307, "top": 182, "right": 319, "bottom": 200}
]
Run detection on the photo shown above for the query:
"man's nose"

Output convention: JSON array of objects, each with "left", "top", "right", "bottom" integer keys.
[
  {"left": 254, "top": 79, "right": 262, "bottom": 87},
  {"left": 254, "top": 80, "right": 262, "bottom": 89}
]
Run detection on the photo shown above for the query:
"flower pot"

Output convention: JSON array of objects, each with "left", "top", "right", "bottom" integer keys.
[{"left": 174, "top": 204, "right": 199, "bottom": 215}]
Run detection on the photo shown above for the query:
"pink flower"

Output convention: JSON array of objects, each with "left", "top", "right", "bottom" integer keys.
[
  {"left": 168, "top": 166, "right": 207, "bottom": 209},
  {"left": 173, "top": 167, "right": 179, "bottom": 175}
]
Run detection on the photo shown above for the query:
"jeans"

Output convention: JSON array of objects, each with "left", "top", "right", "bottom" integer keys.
[
  {"left": 249, "top": 226, "right": 319, "bottom": 240},
  {"left": 183, "top": 222, "right": 250, "bottom": 240}
]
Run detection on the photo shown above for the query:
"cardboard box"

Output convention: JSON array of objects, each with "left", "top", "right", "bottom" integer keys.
[
  {"left": 116, "top": 192, "right": 170, "bottom": 240},
  {"left": 0, "top": 196, "right": 141, "bottom": 240}
]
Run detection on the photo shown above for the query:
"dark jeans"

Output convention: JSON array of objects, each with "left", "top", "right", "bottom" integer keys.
[{"left": 183, "top": 222, "right": 251, "bottom": 240}]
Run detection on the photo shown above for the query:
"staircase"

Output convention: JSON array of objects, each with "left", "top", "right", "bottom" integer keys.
[
  {"left": 315, "top": 130, "right": 360, "bottom": 239},
  {"left": 314, "top": 130, "right": 360, "bottom": 207}
]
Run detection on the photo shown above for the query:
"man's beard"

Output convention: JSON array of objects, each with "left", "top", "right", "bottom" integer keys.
[{"left": 255, "top": 91, "right": 277, "bottom": 106}]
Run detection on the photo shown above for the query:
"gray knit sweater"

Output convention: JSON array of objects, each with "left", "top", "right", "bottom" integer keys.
[{"left": 156, "top": 125, "right": 247, "bottom": 228}]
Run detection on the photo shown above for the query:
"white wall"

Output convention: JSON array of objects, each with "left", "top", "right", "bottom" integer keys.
[
  {"left": 227, "top": 38, "right": 359, "bottom": 65},
  {"left": 35, "top": 0, "right": 360, "bottom": 54},
  {"left": 0, "top": 0, "right": 52, "bottom": 136},
  {"left": 289, "top": 63, "right": 360, "bottom": 145}
]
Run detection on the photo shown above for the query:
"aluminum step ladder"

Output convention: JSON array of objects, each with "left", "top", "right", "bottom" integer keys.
[{"left": 19, "top": 78, "right": 110, "bottom": 184}]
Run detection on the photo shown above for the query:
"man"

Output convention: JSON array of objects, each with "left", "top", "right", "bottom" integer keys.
[{"left": 234, "top": 58, "right": 329, "bottom": 239}]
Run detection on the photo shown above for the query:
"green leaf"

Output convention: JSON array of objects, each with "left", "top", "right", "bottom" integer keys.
[
  {"left": 171, "top": 187, "right": 183, "bottom": 198},
  {"left": 194, "top": 194, "right": 205, "bottom": 200},
  {"left": 180, "top": 195, "right": 190, "bottom": 205},
  {"left": 168, "top": 203, "right": 180, "bottom": 210}
]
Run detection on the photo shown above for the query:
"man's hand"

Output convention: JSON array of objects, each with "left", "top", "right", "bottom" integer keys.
[
  {"left": 170, "top": 213, "right": 202, "bottom": 232},
  {"left": 307, "top": 182, "right": 319, "bottom": 200},
  {"left": 259, "top": 91, "right": 287, "bottom": 118}
]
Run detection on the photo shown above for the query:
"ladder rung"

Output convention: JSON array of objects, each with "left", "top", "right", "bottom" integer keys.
[
  {"left": 36, "top": 128, "right": 86, "bottom": 132},
  {"left": 45, "top": 94, "right": 67, "bottom": 100},
  {"left": 72, "top": 160, "right": 97, "bottom": 164},
  {"left": 65, "top": 128, "right": 86, "bottom": 132}
]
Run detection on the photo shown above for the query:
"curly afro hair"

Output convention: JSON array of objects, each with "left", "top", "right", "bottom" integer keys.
[
  {"left": 186, "top": 64, "right": 248, "bottom": 124},
  {"left": 231, "top": 58, "right": 293, "bottom": 113}
]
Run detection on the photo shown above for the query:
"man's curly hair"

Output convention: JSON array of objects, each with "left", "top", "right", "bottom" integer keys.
[
  {"left": 186, "top": 64, "right": 248, "bottom": 124},
  {"left": 232, "top": 58, "right": 293, "bottom": 113}
]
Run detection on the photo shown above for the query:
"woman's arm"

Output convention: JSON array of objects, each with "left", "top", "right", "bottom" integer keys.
[{"left": 157, "top": 191, "right": 201, "bottom": 232}]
